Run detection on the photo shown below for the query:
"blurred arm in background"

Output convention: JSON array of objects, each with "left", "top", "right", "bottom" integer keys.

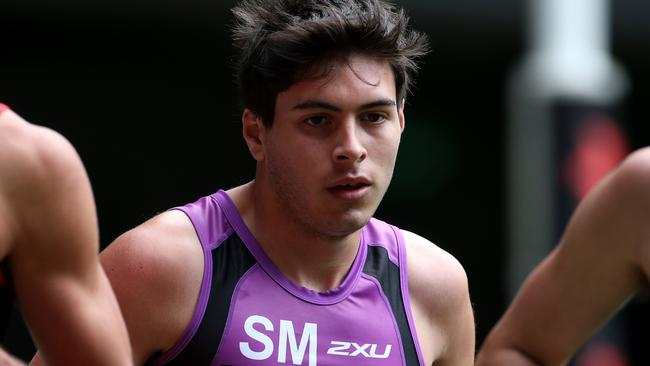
[
  {"left": 0, "top": 105, "right": 133, "bottom": 366},
  {"left": 476, "top": 147, "right": 650, "bottom": 366}
]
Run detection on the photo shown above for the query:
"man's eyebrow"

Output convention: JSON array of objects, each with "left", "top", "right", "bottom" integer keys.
[
  {"left": 360, "top": 99, "right": 396, "bottom": 110},
  {"left": 291, "top": 98, "right": 396, "bottom": 112},
  {"left": 291, "top": 100, "right": 341, "bottom": 112}
]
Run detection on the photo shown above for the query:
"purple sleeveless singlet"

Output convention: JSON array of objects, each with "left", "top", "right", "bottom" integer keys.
[{"left": 149, "top": 190, "right": 425, "bottom": 366}]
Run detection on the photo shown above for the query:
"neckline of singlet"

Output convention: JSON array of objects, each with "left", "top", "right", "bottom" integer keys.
[{"left": 213, "top": 189, "right": 368, "bottom": 306}]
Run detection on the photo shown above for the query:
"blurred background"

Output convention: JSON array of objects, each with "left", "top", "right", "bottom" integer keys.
[{"left": 1, "top": 0, "right": 649, "bottom": 363}]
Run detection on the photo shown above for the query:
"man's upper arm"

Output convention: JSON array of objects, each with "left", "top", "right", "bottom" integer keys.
[
  {"left": 477, "top": 148, "right": 650, "bottom": 366},
  {"left": 6, "top": 125, "right": 132, "bottom": 365},
  {"left": 403, "top": 230, "right": 475, "bottom": 366},
  {"left": 101, "top": 210, "right": 204, "bottom": 365}
]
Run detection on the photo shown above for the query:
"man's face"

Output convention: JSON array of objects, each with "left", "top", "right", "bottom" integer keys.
[{"left": 257, "top": 54, "right": 404, "bottom": 238}]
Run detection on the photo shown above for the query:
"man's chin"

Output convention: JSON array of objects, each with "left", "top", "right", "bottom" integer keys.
[{"left": 318, "top": 213, "right": 372, "bottom": 239}]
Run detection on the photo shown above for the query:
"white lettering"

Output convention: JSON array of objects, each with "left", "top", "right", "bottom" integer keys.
[
  {"left": 328, "top": 341, "right": 393, "bottom": 359},
  {"left": 349, "top": 343, "right": 371, "bottom": 357},
  {"left": 370, "top": 344, "right": 392, "bottom": 359},
  {"left": 278, "top": 320, "right": 318, "bottom": 366},
  {"left": 327, "top": 341, "right": 350, "bottom": 356},
  {"left": 240, "top": 316, "right": 392, "bottom": 362},
  {"left": 239, "top": 315, "right": 274, "bottom": 360}
]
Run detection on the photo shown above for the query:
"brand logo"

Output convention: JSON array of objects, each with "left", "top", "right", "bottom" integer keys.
[{"left": 327, "top": 341, "right": 392, "bottom": 358}]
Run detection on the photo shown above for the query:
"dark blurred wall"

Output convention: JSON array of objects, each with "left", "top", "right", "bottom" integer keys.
[{"left": 1, "top": 0, "right": 649, "bottom": 362}]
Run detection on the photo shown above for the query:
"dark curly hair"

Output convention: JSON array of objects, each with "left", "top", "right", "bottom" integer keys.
[{"left": 231, "top": 0, "right": 429, "bottom": 126}]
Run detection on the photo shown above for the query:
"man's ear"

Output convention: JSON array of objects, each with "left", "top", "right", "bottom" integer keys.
[
  {"left": 399, "top": 99, "right": 406, "bottom": 132},
  {"left": 242, "top": 109, "right": 266, "bottom": 161}
]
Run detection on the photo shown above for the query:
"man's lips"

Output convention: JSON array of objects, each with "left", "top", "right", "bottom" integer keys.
[
  {"left": 328, "top": 183, "right": 369, "bottom": 191},
  {"left": 326, "top": 176, "right": 372, "bottom": 190},
  {"left": 326, "top": 177, "right": 372, "bottom": 199}
]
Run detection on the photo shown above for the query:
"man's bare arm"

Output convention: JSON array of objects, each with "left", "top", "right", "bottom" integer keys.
[
  {"left": 99, "top": 210, "right": 205, "bottom": 365},
  {"left": 477, "top": 148, "right": 650, "bottom": 366},
  {"left": 0, "top": 110, "right": 133, "bottom": 366}
]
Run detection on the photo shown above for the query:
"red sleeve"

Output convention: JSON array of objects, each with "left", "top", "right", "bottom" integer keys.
[{"left": 0, "top": 103, "right": 9, "bottom": 115}]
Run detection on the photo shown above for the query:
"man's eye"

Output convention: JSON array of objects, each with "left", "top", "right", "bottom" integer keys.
[
  {"left": 305, "top": 116, "right": 328, "bottom": 126},
  {"left": 362, "top": 113, "right": 387, "bottom": 124}
]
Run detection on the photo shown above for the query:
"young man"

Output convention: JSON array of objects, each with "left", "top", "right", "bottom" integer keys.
[
  {"left": 476, "top": 148, "right": 650, "bottom": 366},
  {"left": 0, "top": 104, "right": 133, "bottom": 365},
  {"left": 101, "top": 1, "right": 475, "bottom": 365}
]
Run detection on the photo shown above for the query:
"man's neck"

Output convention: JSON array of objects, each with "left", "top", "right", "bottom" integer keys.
[{"left": 227, "top": 181, "right": 362, "bottom": 292}]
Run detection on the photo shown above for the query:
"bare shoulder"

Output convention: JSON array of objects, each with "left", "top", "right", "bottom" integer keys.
[
  {"left": 606, "top": 148, "right": 650, "bottom": 277},
  {"left": 102, "top": 210, "right": 203, "bottom": 293},
  {"left": 609, "top": 147, "right": 650, "bottom": 201},
  {"left": 101, "top": 210, "right": 204, "bottom": 362},
  {"left": 620, "top": 146, "right": 650, "bottom": 172},
  {"left": 402, "top": 230, "right": 475, "bottom": 365},
  {"left": 573, "top": 147, "right": 650, "bottom": 261},
  {"left": 585, "top": 146, "right": 650, "bottom": 215},
  {"left": 0, "top": 111, "right": 88, "bottom": 236},
  {"left": 0, "top": 110, "right": 83, "bottom": 188},
  {"left": 0, "top": 110, "right": 96, "bottom": 262},
  {"left": 102, "top": 209, "right": 204, "bottom": 313},
  {"left": 402, "top": 229, "right": 469, "bottom": 308}
]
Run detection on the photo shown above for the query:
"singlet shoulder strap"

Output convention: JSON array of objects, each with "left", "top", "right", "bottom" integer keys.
[
  {"left": 147, "top": 193, "right": 257, "bottom": 366},
  {"left": 362, "top": 218, "right": 424, "bottom": 366}
]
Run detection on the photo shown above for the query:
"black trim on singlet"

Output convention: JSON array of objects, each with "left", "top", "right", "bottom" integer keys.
[
  {"left": 158, "top": 233, "right": 256, "bottom": 366},
  {"left": 362, "top": 245, "right": 420, "bottom": 366}
]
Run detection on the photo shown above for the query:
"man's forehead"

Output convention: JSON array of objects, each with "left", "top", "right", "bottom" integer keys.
[
  {"left": 294, "top": 54, "right": 394, "bottom": 87},
  {"left": 272, "top": 55, "right": 397, "bottom": 113}
]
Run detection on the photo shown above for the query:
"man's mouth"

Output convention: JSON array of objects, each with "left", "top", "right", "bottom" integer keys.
[
  {"left": 329, "top": 182, "right": 368, "bottom": 191},
  {"left": 327, "top": 178, "right": 372, "bottom": 199}
]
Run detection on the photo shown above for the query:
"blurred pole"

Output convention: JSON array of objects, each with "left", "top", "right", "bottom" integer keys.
[
  {"left": 507, "top": 0, "right": 628, "bottom": 296},
  {"left": 507, "top": 0, "right": 630, "bottom": 363}
]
